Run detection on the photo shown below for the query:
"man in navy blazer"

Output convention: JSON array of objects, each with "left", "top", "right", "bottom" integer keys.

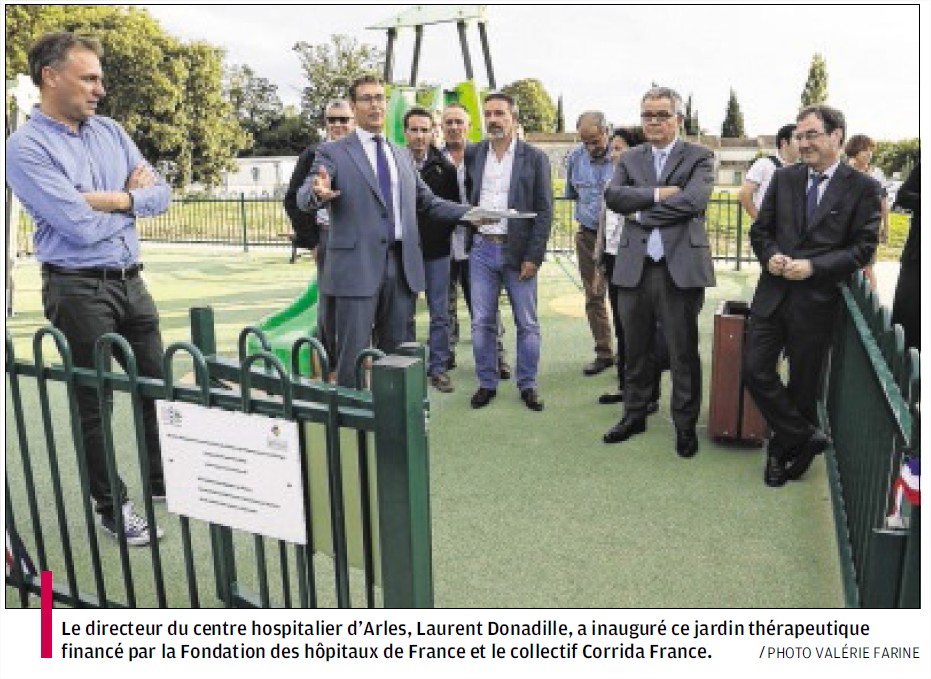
[
  {"left": 303, "top": 75, "right": 472, "bottom": 387},
  {"left": 744, "top": 104, "right": 881, "bottom": 487},
  {"left": 464, "top": 92, "right": 553, "bottom": 411}
]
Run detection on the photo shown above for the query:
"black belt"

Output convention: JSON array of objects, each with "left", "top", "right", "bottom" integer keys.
[
  {"left": 387, "top": 241, "right": 402, "bottom": 254},
  {"left": 478, "top": 233, "right": 508, "bottom": 244},
  {"left": 43, "top": 263, "right": 143, "bottom": 280},
  {"left": 643, "top": 257, "right": 666, "bottom": 266}
]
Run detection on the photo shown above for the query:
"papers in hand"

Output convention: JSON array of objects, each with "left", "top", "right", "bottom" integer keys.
[{"left": 463, "top": 207, "right": 537, "bottom": 222}]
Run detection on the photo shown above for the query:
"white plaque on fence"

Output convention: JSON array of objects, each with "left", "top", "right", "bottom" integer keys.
[{"left": 156, "top": 400, "right": 306, "bottom": 544}]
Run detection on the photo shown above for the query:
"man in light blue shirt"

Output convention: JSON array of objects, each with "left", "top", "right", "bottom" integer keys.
[
  {"left": 6, "top": 32, "right": 171, "bottom": 546},
  {"left": 565, "top": 111, "right": 616, "bottom": 376}
]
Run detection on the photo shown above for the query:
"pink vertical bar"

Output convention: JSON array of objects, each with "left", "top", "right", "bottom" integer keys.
[{"left": 41, "top": 570, "right": 52, "bottom": 658}]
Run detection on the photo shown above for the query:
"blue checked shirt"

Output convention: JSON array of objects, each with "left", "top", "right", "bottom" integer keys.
[
  {"left": 564, "top": 143, "right": 615, "bottom": 230},
  {"left": 6, "top": 106, "right": 170, "bottom": 268}
]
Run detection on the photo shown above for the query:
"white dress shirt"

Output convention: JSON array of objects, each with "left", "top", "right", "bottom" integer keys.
[
  {"left": 356, "top": 127, "right": 403, "bottom": 239},
  {"left": 478, "top": 137, "right": 517, "bottom": 236}
]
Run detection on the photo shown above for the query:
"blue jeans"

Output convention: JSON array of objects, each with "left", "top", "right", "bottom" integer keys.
[
  {"left": 423, "top": 255, "right": 451, "bottom": 376},
  {"left": 469, "top": 236, "right": 540, "bottom": 390}
]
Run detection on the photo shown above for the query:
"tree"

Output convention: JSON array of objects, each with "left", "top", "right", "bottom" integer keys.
[
  {"left": 554, "top": 94, "right": 565, "bottom": 133},
  {"left": 501, "top": 78, "right": 555, "bottom": 133},
  {"left": 177, "top": 42, "right": 249, "bottom": 187},
  {"left": 4, "top": 5, "right": 248, "bottom": 187},
  {"left": 225, "top": 64, "right": 283, "bottom": 153},
  {"left": 255, "top": 107, "right": 313, "bottom": 156},
  {"left": 873, "top": 138, "right": 920, "bottom": 178},
  {"left": 683, "top": 94, "right": 701, "bottom": 136},
  {"left": 801, "top": 53, "right": 828, "bottom": 107},
  {"left": 721, "top": 88, "right": 745, "bottom": 138},
  {"left": 293, "top": 34, "right": 382, "bottom": 142}
]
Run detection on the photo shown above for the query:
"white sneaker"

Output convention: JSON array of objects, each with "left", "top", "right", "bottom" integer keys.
[{"left": 100, "top": 501, "right": 164, "bottom": 546}]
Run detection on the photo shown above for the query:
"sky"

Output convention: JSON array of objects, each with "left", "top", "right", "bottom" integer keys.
[{"left": 144, "top": 3, "right": 921, "bottom": 140}]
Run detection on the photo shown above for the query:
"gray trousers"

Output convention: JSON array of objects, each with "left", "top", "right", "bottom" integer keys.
[{"left": 331, "top": 248, "right": 414, "bottom": 388}]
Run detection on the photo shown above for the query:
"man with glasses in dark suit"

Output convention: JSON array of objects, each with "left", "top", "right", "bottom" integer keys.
[{"left": 743, "top": 104, "right": 881, "bottom": 487}]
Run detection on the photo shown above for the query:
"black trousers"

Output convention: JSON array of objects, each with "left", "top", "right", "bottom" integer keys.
[
  {"left": 617, "top": 260, "right": 703, "bottom": 429},
  {"left": 743, "top": 293, "right": 837, "bottom": 447},
  {"left": 603, "top": 254, "right": 668, "bottom": 396},
  {"left": 891, "top": 259, "right": 920, "bottom": 352},
  {"left": 41, "top": 270, "right": 165, "bottom": 518}
]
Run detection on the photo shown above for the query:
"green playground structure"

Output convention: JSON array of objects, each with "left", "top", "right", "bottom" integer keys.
[{"left": 251, "top": 6, "right": 496, "bottom": 370}]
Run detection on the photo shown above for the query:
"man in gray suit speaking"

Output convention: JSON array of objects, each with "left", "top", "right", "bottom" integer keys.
[
  {"left": 304, "top": 74, "right": 476, "bottom": 387},
  {"left": 601, "top": 86, "right": 715, "bottom": 458}
]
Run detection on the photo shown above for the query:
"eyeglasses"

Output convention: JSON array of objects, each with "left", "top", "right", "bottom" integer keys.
[
  {"left": 355, "top": 94, "right": 386, "bottom": 105},
  {"left": 326, "top": 116, "right": 352, "bottom": 124},
  {"left": 793, "top": 130, "right": 828, "bottom": 142},
  {"left": 640, "top": 111, "right": 675, "bottom": 122}
]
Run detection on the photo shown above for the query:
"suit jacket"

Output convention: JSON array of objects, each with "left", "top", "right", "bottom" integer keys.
[
  {"left": 464, "top": 139, "right": 553, "bottom": 270},
  {"left": 416, "top": 145, "right": 462, "bottom": 260},
  {"left": 307, "top": 130, "right": 469, "bottom": 297},
  {"left": 283, "top": 143, "right": 321, "bottom": 247},
  {"left": 749, "top": 161, "right": 882, "bottom": 317},
  {"left": 894, "top": 162, "right": 920, "bottom": 264},
  {"left": 604, "top": 139, "right": 715, "bottom": 289}
]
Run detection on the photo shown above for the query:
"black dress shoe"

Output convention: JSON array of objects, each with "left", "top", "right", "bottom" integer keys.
[
  {"left": 520, "top": 388, "right": 544, "bottom": 412},
  {"left": 645, "top": 401, "right": 659, "bottom": 415},
  {"left": 785, "top": 429, "right": 830, "bottom": 481},
  {"left": 470, "top": 387, "right": 497, "bottom": 409},
  {"left": 583, "top": 356, "right": 615, "bottom": 376},
  {"left": 598, "top": 390, "right": 624, "bottom": 405},
  {"left": 675, "top": 428, "right": 699, "bottom": 458},
  {"left": 603, "top": 416, "right": 646, "bottom": 444},
  {"left": 764, "top": 450, "right": 787, "bottom": 487},
  {"left": 498, "top": 360, "right": 511, "bottom": 380}
]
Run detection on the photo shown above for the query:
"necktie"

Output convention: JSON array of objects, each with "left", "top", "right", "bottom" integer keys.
[
  {"left": 646, "top": 150, "right": 667, "bottom": 261},
  {"left": 373, "top": 135, "right": 396, "bottom": 243},
  {"left": 805, "top": 172, "right": 827, "bottom": 227},
  {"left": 653, "top": 150, "right": 666, "bottom": 180}
]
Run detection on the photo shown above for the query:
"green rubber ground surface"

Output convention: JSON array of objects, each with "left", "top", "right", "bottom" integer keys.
[{"left": 5, "top": 247, "right": 843, "bottom": 608}]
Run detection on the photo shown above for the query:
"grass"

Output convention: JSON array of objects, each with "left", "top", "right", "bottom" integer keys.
[{"left": 6, "top": 246, "right": 845, "bottom": 608}]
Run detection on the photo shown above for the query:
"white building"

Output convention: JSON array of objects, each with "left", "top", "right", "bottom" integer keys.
[{"left": 217, "top": 156, "right": 300, "bottom": 197}]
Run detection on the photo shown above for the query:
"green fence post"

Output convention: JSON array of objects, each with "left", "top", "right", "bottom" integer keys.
[
  {"left": 239, "top": 193, "right": 249, "bottom": 253},
  {"left": 371, "top": 354, "right": 433, "bottom": 608}
]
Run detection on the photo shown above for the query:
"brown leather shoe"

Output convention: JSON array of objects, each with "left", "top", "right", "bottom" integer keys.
[{"left": 429, "top": 372, "right": 454, "bottom": 393}]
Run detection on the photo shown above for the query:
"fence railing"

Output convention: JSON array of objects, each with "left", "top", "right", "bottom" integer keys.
[
  {"left": 5, "top": 307, "right": 433, "bottom": 608},
  {"left": 822, "top": 271, "right": 920, "bottom": 608},
  {"left": 15, "top": 192, "right": 756, "bottom": 268}
]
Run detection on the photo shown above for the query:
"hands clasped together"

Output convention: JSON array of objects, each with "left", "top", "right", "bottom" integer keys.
[{"left": 767, "top": 253, "right": 813, "bottom": 280}]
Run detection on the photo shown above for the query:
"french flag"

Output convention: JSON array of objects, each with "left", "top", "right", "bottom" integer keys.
[{"left": 887, "top": 456, "right": 920, "bottom": 529}]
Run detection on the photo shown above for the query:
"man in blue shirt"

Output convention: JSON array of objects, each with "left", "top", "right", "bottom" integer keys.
[
  {"left": 6, "top": 32, "right": 172, "bottom": 546},
  {"left": 565, "top": 111, "right": 616, "bottom": 376}
]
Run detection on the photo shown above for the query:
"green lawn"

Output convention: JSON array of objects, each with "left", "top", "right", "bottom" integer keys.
[{"left": 5, "top": 246, "right": 844, "bottom": 608}]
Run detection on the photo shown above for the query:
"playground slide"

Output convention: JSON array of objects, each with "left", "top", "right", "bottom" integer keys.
[{"left": 247, "top": 277, "right": 319, "bottom": 375}]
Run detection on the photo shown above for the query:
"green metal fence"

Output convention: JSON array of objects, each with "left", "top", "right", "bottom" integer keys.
[
  {"left": 822, "top": 271, "right": 920, "bottom": 608},
  {"left": 549, "top": 192, "right": 752, "bottom": 268},
  {"left": 5, "top": 307, "right": 433, "bottom": 608},
  {"left": 15, "top": 193, "right": 754, "bottom": 268}
]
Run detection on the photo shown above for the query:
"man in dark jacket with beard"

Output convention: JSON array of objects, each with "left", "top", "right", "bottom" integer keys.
[{"left": 404, "top": 107, "right": 462, "bottom": 392}]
